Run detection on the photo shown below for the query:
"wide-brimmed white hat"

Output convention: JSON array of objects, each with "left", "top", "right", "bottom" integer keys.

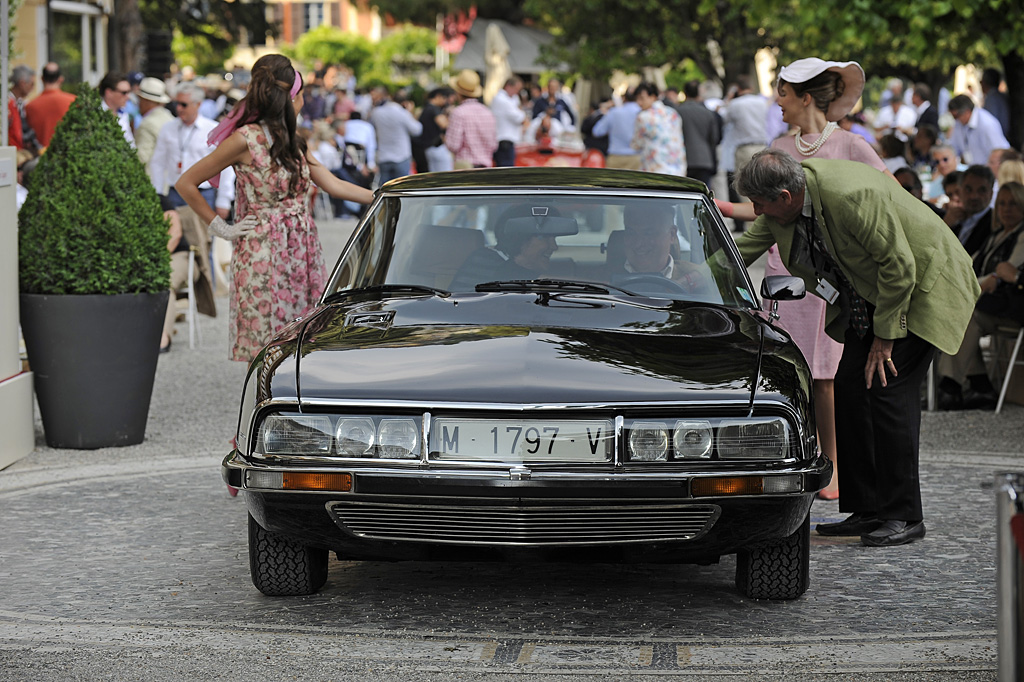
[
  {"left": 777, "top": 58, "right": 865, "bottom": 121},
  {"left": 450, "top": 69, "right": 483, "bottom": 98},
  {"left": 138, "top": 77, "right": 170, "bottom": 104}
]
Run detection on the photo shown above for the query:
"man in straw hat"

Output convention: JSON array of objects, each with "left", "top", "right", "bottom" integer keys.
[
  {"left": 135, "top": 77, "right": 174, "bottom": 170},
  {"left": 446, "top": 69, "right": 497, "bottom": 169}
]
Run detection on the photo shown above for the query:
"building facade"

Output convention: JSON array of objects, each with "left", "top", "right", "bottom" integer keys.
[{"left": 264, "top": 0, "right": 381, "bottom": 45}]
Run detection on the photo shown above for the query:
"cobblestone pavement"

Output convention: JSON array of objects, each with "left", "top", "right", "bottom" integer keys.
[{"left": 0, "top": 219, "right": 1021, "bottom": 680}]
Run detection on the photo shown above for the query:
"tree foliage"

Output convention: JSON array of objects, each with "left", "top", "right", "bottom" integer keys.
[
  {"left": 140, "top": 0, "right": 274, "bottom": 53},
  {"left": 288, "top": 24, "right": 436, "bottom": 91},
  {"left": 287, "top": 25, "right": 375, "bottom": 76},
  {"left": 7, "top": 0, "right": 23, "bottom": 60},
  {"left": 752, "top": 0, "right": 1024, "bottom": 144},
  {"left": 521, "top": 0, "right": 768, "bottom": 84},
  {"left": 171, "top": 27, "right": 235, "bottom": 74},
  {"left": 372, "top": 0, "right": 528, "bottom": 24},
  {"left": 18, "top": 86, "right": 170, "bottom": 295}
]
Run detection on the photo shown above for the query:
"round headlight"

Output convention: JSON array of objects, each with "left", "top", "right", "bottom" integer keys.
[
  {"left": 377, "top": 418, "right": 420, "bottom": 459},
  {"left": 673, "top": 420, "right": 713, "bottom": 458},
  {"left": 628, "top": 422, "right": 669, "bottom": 461},
  {"left": 335, "top": 417, "right": 376, "bottom": 457}
]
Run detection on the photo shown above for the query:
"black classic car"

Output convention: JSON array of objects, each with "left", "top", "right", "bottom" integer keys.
[{"left": 223, "top": 168, "right": 831, "bottom": 600}]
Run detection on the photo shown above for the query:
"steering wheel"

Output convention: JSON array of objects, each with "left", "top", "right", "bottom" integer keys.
[{"left": 612, "top": 273, "right": 689, "bottom": 295}]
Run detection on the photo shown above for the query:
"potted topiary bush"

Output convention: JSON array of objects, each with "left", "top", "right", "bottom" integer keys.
[{"left": 18, "top": 86, "right": 171, "bottom": 449}]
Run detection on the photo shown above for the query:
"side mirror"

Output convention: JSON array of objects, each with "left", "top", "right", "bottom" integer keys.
[
  {"left": 760, "top": 275, "right": 806, "bottom": 301},
  {"left": 760, "top": 276, "right": 806, "bottom": 322}
]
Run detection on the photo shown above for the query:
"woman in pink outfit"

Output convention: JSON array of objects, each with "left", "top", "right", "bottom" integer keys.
[
  {"left": 176, "top": 54, "right": 373, "bottom": 362},
  {"left": 719, "top": 59, "right": 891, "bottom": 500}
]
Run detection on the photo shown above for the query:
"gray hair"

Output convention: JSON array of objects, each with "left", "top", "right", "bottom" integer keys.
[
  {"left": 174, "top": 81, "right": 206, "bottom": 104},
  {"left": 10, "top": 65, "right": 34, "bottom": 85},
  {"left": 735, "top": 148, "right": 806, "bottom": 201}
]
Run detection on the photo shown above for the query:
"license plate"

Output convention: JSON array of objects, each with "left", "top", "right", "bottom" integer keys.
[{"left": 430, "top": 418, "right": 615, "bottom": 462}]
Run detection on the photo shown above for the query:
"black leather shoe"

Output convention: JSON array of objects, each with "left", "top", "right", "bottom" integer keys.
[
  {"left": 962, "top": 388, "right": 997, "bottom": 410},
  {"left": 861, "top": 519, "right": 926, "bottom": 547},
  {"left": 937, "top": 388, "right": 963, "bottom": 411},
  {"left": 816, "top": 512, "right": 882, "bottom": 536}
]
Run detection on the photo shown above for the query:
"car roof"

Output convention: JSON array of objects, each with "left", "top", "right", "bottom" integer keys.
[{"left": 379, "top": 167, "right": 713, "bottom": 195}]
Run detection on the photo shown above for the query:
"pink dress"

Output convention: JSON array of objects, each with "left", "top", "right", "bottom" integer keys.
[
  {"left": 228, "top": 124, "right": 325, "bottom": 361},
  {"left": 766, "top": 129, "right": 887, "bottom": 379}
]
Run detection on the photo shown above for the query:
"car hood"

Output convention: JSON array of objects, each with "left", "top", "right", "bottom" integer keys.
[{"left": 290, "top": 293, "right": 794, "bottom": 407}]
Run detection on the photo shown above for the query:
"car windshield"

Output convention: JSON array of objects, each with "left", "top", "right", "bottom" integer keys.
[{"left": 326, "top": 192, "right": 755, "bottom": 307}]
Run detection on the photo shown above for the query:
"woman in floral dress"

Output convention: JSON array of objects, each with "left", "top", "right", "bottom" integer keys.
[
  {"left": 177, "top": 54, "right": 373, "bottom": 361},
  {"left": 630, "top": 82, "right": 684, "bottom": 176}
]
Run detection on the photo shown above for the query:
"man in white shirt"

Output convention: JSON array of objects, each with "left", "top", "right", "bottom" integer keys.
[
  {"left": 491, "top": 77, "right": 525, "bottom": 167},
  {"left": 337, "top": 112, "right": 377, "bottom": 175},
  {"left": 720, "top": 76, "right": 767, "bottom": 176},
  {"left": 873, "top": 97, "right": 917, "bottom": 142},
  {"left": 948, "top": 94, "right": 1010, "bottom": 167},
  {"left": 150, "top": 82, "right": 221, "bottom": 210},
  {"left": 98, "top": 71, "right": 135, "bottom": 148}
]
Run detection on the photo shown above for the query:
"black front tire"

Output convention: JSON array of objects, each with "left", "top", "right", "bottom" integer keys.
[
  {"left": 248, "top": 514, "right": 329, "bottom": 596},
  {"left": 735, "top": 513, "right": 810, "bottom": 600}
]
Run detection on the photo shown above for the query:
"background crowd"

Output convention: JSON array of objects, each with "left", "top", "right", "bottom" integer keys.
[{"left": 9, "top": 57, "right": 1024, "bottom": 416}]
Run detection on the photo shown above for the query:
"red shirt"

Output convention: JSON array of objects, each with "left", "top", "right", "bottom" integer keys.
[
  {"left": 25, "top": 89, "right": 77, "bottom": 148},
  {"left": 7, "top": 95, "right": 22, "bottom": 149}
]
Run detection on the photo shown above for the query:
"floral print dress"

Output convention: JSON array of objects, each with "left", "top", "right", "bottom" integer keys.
[
  {"left": 631, "top": 101, "right": 685, "bottom": 175},
  {"left": 228, "top": 124, "right": 325, "bottom": 361}
]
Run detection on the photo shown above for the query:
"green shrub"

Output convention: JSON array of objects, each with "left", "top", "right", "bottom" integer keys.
[{"left": 18, "top": 86, "right": 170, "bottom": 295}]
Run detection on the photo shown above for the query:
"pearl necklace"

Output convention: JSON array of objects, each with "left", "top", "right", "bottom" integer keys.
[{"left": 794, "top": 121, "right": 838, "bottom": 156}]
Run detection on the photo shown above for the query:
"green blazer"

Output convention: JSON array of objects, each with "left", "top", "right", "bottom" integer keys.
[{"left": 734, "top": 159, "right": 980, "bottom": 355}]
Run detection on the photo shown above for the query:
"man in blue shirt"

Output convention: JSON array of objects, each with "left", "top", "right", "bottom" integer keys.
[{"left": 591, "top": 89, "right": 641, "bottom": 170}]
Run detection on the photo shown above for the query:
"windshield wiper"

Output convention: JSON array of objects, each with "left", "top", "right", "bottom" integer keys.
[
  {"left": 475, "top": 278, "right": 634, "bottom": 295},
  {"left": 324, "top": 284, "right": 450, "bottom": 303}
]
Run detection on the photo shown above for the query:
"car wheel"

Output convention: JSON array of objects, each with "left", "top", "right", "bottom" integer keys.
[
  {"left": 248, "top": 513, "right": 329, "bottom": 596},
  {"left": 734, "top": 512, "right": 810, "bottom": 600}
]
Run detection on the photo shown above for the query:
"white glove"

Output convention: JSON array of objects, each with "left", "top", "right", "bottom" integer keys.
[{"left": 209, "top": 214, "right": 258, "bottom": 241}]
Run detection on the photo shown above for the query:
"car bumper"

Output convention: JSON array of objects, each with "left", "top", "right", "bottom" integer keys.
[{"left": 224, "top": 451, "right": 830, "bottom": 563}]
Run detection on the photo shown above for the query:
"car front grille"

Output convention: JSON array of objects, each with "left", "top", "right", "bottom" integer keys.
[{"left": 328, "top": 500, "right": 719, "bottom": 546}]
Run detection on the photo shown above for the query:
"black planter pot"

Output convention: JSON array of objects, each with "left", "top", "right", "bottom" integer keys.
[{"left": 20, "top": 292, "right": 169, "bottom": 449}]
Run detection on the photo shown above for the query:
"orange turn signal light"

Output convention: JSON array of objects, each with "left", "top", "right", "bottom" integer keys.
[
  {"left": 691, "top": 476, "right": 763, "bottom": 497},
  {"left": 282, "top": 472, "right": 352, "bottom": 491}
]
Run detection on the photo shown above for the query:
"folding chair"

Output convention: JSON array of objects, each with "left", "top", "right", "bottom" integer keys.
[
  {"left": 312, "top": 188, "right": 334, "bottom": 221},
  {"left": 995, "top": 325, "right": 1024, "bottom": 414},
  {"left": 174, "top": 246, "right": 202, "bottom": 350}
]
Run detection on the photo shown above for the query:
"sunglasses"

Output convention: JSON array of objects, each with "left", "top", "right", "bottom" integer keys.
[
  {"left": 116, "top": 89, "right": 131, "bottom": 95},
  {"left": 174, "top": 101, "right": 192, "bottom": 108}
]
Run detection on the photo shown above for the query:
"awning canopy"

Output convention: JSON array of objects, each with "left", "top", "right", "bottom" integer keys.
[{"left": 451, "top": 19, "right": 567, "bottom": 76}]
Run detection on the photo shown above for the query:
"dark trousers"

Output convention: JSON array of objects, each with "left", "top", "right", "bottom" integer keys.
[
  {"left": 686, "top": 167, "right": 715, "bottom": 187},
  {"left": 834, "top": 327, "right": 935, "bottom": 522},
  {"left": 493, "top": 140, "right": 516, "bottom": 167},
  {"left": 165, "top": 186, "right": 216, "bottom": 211}
]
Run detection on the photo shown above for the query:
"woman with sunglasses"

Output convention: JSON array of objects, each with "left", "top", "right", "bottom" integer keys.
[{"left": 176, "top": 54, "right": 373, "bottom": 362}]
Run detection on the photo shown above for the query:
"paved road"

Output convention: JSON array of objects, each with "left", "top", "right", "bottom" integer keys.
[{"left": 1, "top": 217, "right": 1020, "bottom": 680}]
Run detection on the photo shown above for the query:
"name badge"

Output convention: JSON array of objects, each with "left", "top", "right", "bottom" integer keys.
[{"left": 816, "top": 278, "right": 840, "bottom": 304}]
